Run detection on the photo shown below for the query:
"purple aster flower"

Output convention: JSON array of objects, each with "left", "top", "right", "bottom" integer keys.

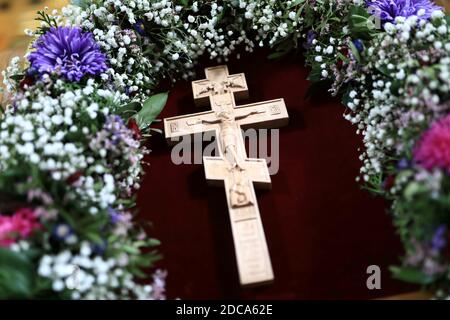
[
  {"left": 108, "top": 207, "right": 122, "bottom": 224},
  {"left": 396, "top": 158, "right": 410, "bottom": 170},
  {"left": 90, "top": 115, "right": 140, "bottom": 156},
  {"left": 366, "top": 0, "right": 441, "bottom": 24},
  {"left": 28, "top": 27, "right": 108, "bottom": 82},
  {"left": 352, "top": 39, "right": 364, "bottom": 52},
  {"left": 91, "top": 239, "right": 108, "bottom": 255},
  {"left": 303, "top": 30, "right": 316, "bottom": 49},
  {"left": 431, "top": 225, "right": 447, "bottom": 253},
  {"left": 133, "top": 20, "right": 147, "bottom": 36}
]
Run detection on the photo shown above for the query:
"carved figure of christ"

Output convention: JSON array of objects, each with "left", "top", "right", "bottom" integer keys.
[{"left": 164, "top": 65, "right": 288, "bottom": 286}]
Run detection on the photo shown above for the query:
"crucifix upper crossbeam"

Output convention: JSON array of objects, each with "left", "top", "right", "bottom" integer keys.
[{"left": 191, "top": 65, "right": 249, "bottom": 107}]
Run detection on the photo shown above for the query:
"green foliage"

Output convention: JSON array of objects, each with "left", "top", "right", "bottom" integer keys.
[
  {"left": 135, "top": 92, "right": 169, "bottom": 129},
  {"left": 348, "top": 5, "right": 379, "bottom": 40},
  {"left": 178, "top": 0, "right": 190, "bottom": 7},
  {"left": 287, "top": 0, "right": 305, "bottom": 9},
  {"left": 35, "top": 11, "right": 58, "bottom": 34},
  {"left": 71, "top": 0, "right": 90, "bottom": 8},
  {"left": 390, "top": 266, "right": 437, "bottom": 285},
  {"left": 0, "top": 249, "right": 34, "bottom": 299},
  {"left": 116, "top": 101, "right": 142, "bottom": 118},
  {"left": 347, "top": 40, "right": 361, "bottom": 63}
]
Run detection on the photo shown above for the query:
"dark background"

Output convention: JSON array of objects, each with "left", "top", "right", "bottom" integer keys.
[{"left": 137, "top": 49, "right": 416, "bottom": 299}]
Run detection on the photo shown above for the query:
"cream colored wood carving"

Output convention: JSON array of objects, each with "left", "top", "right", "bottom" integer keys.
[{"left": 164, "top": 65, "right": 288, "bottom": 286}]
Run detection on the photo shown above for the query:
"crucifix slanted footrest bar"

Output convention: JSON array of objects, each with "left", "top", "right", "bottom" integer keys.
[{"left": 164, "top": 65, "right": 289, "bottom": 286}]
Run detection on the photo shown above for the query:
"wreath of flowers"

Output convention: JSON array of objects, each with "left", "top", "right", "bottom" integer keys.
[{"left": 0, "top": 0, "right": 449, "bottom": 299}]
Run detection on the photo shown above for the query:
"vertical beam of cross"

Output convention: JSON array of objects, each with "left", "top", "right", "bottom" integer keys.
[{"left": 164, "top": 65, "right": 288, "bottom": 286}]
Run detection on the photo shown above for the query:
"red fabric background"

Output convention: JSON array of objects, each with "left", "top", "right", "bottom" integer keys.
[{"left": 137, "top": 49, "right": 416, "bottom": 299}]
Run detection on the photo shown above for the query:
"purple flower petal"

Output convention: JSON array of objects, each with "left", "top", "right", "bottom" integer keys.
[
  {"left": 366, "top": 0, "right": 441, "bottom": 24},
  {"left": 28, "top": 27, "right": 108, "bottom": 82}
]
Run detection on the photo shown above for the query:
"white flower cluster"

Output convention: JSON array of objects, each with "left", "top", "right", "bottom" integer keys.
[
  {"left": 38, "top": 243, "right": 156, "bottom": 299},
  {"left": 309, "top": 35, "right": 360, "bottom": 94},
  {"left": 60, "top": 0, "right": 320, "bottom": 94},
  {"left": 0, "top": 80, "right": 144, "bottom": 212},
  {"left": 73, "top": 174, "right": 117, "bottom": 211},
  {"left": 343, "top": 13, "right": 450, "bottom": 180},
  {"left": 0, "top": 91, "right": 87, "bottom": 180},
  {"left": 1, "top": 56, "right": 21, "bottom": 93},
  {"left": 89, "top": 114, "right": 146, "bottom": 197}
]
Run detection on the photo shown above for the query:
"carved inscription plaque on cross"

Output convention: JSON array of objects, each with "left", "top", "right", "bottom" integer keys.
[{"left": 164, "top": 65, "right": 288, "bottom": 286}]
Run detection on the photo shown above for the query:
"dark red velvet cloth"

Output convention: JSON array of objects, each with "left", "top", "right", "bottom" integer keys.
[{"left": 137, "top": 49, "right": 416, "bottom": 299}]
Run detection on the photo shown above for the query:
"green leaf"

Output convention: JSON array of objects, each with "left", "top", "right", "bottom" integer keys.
[
  {"left": 57, "top": 208, "right": 77, "bottom": 228},
  {"left": 9, "top": 74, "right": 25, "bottom": 81},
  {"left": 85, "top": 232, "right": 104, "bottom": 244},
  {"left": 129, "top": 266, "right": 147, "bottom": 278},
  {"left": 146, "top": 238, "right": 161, "bottom": 247},
  {"left": 396, "top": 169, "right": 413, "bottom": 183},
  {"left": 0, "top": 248, "right": 34, "bottom": 299},
  {"left": 71, "top": 0, "right": 90, "bottom": 8},
  {"left": 348, "top": 5, "right": 378, "bottom": 40},
  {"left": 341, "top": 86, "right": 354, "bottom": 107},
  {"left": 287, "top": 0, "right": 304, "bottom": 9},
  {"left": 268, "top": 51, "right": 289, "bottom": 60},
  {"left": 390, "top": 266, "right": 436, "bottom": 285},
  {"left": 307, "top": 65, "right": 322, "bottom": 82},
  {"left": 404, "top": 182, "right": 426, "bottom": 200},
  {"left": 348, "top": 5, "right": 371, "bottom": 20},
  {"left": 122, "top": 245, "right": 141, "bottom": 255},
  {"left": 116, "top": 101, "right": 141, "bottom": 118},
  {"left": 348, "top": 41, "right": 361, "bottom": 64},
  {"left": 136, "top": 92, "right": 168, "bottom": 129},
  {"left": 390, "top": 80, "right": 403, "bottom": 95},
  {"left": 337, "top": 52, "right": 349, "bottom": 63}
]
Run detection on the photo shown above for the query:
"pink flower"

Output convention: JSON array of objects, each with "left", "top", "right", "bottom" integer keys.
[
  {"left": 0, "top": 208, "right": 42, "bottom": 247},
  {"left": 414, "top": 114, "right": 450, "bottom": 174}
]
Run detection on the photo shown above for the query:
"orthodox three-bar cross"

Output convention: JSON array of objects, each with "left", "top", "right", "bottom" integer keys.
[{"left": 164, "top": 65, "right": 288, "bottom": 286}]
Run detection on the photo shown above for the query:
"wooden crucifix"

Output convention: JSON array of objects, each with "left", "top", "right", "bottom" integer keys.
[{"left": 164, "top": 65, "right": 289, "bottom": 286}]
